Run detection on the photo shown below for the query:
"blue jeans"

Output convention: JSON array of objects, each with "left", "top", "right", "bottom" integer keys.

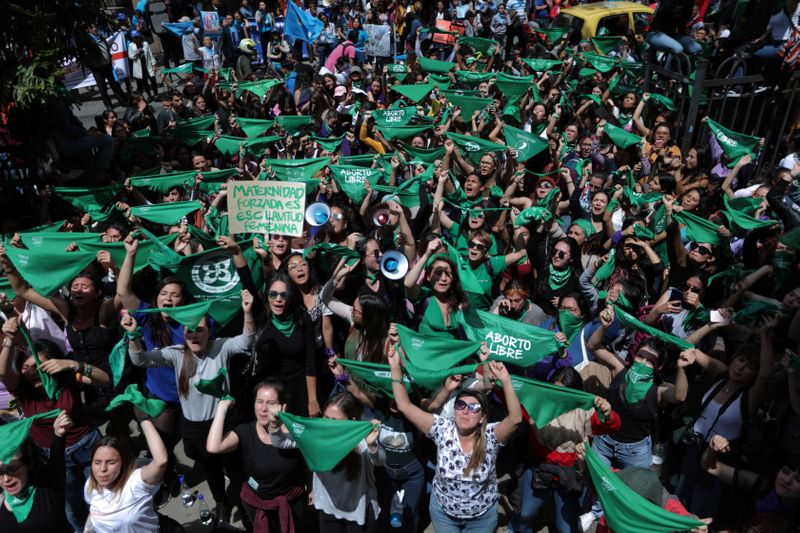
[
  {"left": 429, "top": 493, "right": 498, "bottom": 533},
  {"left": 509, "top": 467, "right": 581, "bottom": 533},
  {"left": 591, "top": 434, "right": 652, "bottom": 469},
  {"left": 646, "top": 32, "right": 702, "bottom": 56},
  {"left": 378, "top": 460, "right": 426, "bottom": 532},
  {"left": 675, "top": 443, "right": 722, "bottom": 519},
  {"left": 39, "top": 427, "right": 102, "bottom": 532}
]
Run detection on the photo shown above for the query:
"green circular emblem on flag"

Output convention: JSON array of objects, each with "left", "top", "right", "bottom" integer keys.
[{"left": 190, "top": 252, "right": 239, "bottom": 294}]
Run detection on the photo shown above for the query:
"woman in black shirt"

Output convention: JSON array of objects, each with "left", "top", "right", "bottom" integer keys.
[
  {"left": 206, "top": 379, "right": 306, "bottom": 532},
  {"left": 0, "top": 411, "right": 73, "bottom": 533}
]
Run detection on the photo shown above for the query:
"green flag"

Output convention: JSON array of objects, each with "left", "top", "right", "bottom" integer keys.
[
  {"left": 162, "top": 63, "right": 194, "bottom": 74},
  {"left": 604, "top": 122, "right": 642, "bottom": 149},
  {"left": 131, "top": 171, "right": 196, "bottom": 194},
  {"left": 372, "top": 107, "right": 418, "bottom": 127},
  {"left": 17, "top": 231, "right": 103, "bottom": 252},
  {"left": 130, "top": 200, "right": 203, "bottom": 226},
  {"left": 19, "top": 323, "right": 62, "bottom": 400},
  {"left": 585, "top": 446, "right": 705, "bottom": 533},
  {"left": 275, "top": 115, "right": 314, "bottom": 135},
  {"left": 504, "top": 125, "right": 548, "bottom": 162},
  {"left": 402, "top": 356, "right": 480, "bottom": 390},
  {"left": 446, "top": 132, "right": 507, "bottom": 163},
  {"left": 495, "top": 73, "right": 537, "bottom": 99},
  {"left": 673, "top": 210, "right": 723, "bottom": 245},
  {"left": 535, "top": 27, "right": 569, "bottom": 43},
  {"left": 455, "top": 71, "right": 496, "bottom": 85},
  {"left": 614, "top": 306, "right": 694, "bottom": 350},
  {"left": 582, "top": 52, "right": 618, "bottom": 73},
  {"left": 504, "top": 375, "right": 599, "bottom": 428},
  {"left": 235, "top": 117, "right": 275, "bottom": 138},
  {"left": 133, "top": 300, "right": 213, "bottom": 330},
  {"left": 390, "top": 83, "right": 434, "bottom": 103},
  {"left": 591, "top": 36, "right": 624, "bottom": 55},
  {"left": 4, "top": 245, "right": 96, "bottom": 297},
  {"left": 237, "top": 79, "right": 283, "bottom": 98},
  {"left": 311, "top": 134, "right": 346, "bottom": 153},
  {"left": 302, "top": 243, "right": 361, "bottom": 264},
  {"left": 396, "top": 323, "right": 481, "bottom": 369},
  {"left": 462, "top": 308, "right": 560, "bottom": 367},
  {"left": 418, "top": 56, "right": 457, "bottom": 74},
  {"left": 522, "top": 58, "right": 563, "bottom": 72},
  {"left": 722, "top": 195, "right": 775, "bottom": 230},
  {"left": 706, "top": 118, "right": 760, "bottom": 168},
  {"left": 77, "top": 233, "right": 179, "bottom": 275},
  {"left": 193, "top": 168, "right": 239, "bottom": 195},
  {"left": 195, "top": 367, "right": 234, "bottom": 400},
  {"left": 400, "top": 143, "right": 446, "bottom": 164},
  {"left": 648, "top": 93, "right": 676, "bottom": 111},
  {"left": 387, "top": 63, "right": 409, "bottom": 82},
  {"left": 278, "top": 411, "right": 377, "bottom": 472},
  {"left": 105, "top": 384, "right": 166, "bottom": 418},
  {"left": 214, "top": 135, "right": 249, "bottom": 157},
  {"left": 457, "top": 36, "right": 499, "bottom": 54},
  {"left": 337, "top": 358, "right": 413, "bottom": 398},
  {"left": 0, "top": 410, "right": 60, "bottom": 464},
  {"left": 54, "top": 185, "right": 122, "bottom": 218},
  {"left": 375, "top": 123, "right": 434, "bottom": 142},
  {"left": 440, "top": 91, "right": 493, "bottom": 120},
  {"left": 330, "top": 164, "right": 385, "bottom": 203},
  {"left": 428, "top": 74, "right": 452, "bottom": 90}
]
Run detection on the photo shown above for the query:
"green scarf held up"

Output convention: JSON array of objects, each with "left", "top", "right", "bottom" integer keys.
[
  {"left": 547, "top": 264, "right": 572, "bottom": 291},
  {"left": 371, "top": 107, "right": 418, "bottom": 127},
  {"left": 445, "top": 132, "right": 507, "bottom": 163},
  {"left": 772, "top": 250, "right": 793, "bottom": 289},
  {"left": 234, "top": 117, "right": 275, "bottom": 138},
  {"left": 19, "top": 323, "right": 61, "bottom": 400},
  {"left": 462, "top": 308, "right": 561, "bottom": 367},
  {"left": 4, "top": 244, "right": 96, "bottom": 297},
  {"left": 706, "top": 117, "right": 761, "bottom": 168},
  {"left": 683, "top": 305, "right": 710, "bottom": 330},
  {"left": 598, "top": 290, "right": 633, "bottom": 312},
  {"left": 129, "top": 200, "right": 203, "bottom": 226},
  {"left": 780, "top": 226, "right": 800, "bottom": 250},
  {"left": 514, "top": 206, "right": 554, "bottom": 227},
  {"left": 390, "top": 83, "right": 435, "bottom": 103},
  {"left": 614, "top": 306, "right": 694, "bottom": 350},
  {"left": 648, "top": 93, "right": 676, "bottom": 111},
  {"left": 395, "top": 323, "right": 481, "bottom": 369},
  {"left": 604, "top": 122, "right": 642, "bottom": 149},
  {"left": 572, "top": 219, "right": 596, "bottom": 238},
  {"left": 722, "top": 195, "right": 775, "bottom": 231},
  {"left": 302, "top": 243, "right": 361, "bottom": 265},
  {"left": 133, "top": 300, "right": 213, "bottom": 331},
  {"left": 535, "top": 27, "right": 569, "bottom": 43},
  {"left": 375, "top": 124, "right": 434, "bottom": 142},
  {"left": 278, "top": 411, "right": 378, "bottom": 472},
  {"left": 275, "top": 115, "right": 314, "bottom": 135},
  {"left": 594, "top": 249, "right": 616, "bottom": 283},
  {"left": 311, "top": 134, "right": 346, "bottom": 153},
  {"left": 503, "top": 375, "right": 603, "bottom": 428},
  {"left": 624, "top": 362, "right": 654, "bottom": 404},
  {"left": 271, "top": 313, "right": 295, "bottom": 337},
  {"left": 106, "top": 384, "right": 166, "bottom": 418},
  {"left": 337, "top": 358, "right": 413, "bottom": 398},
  {"left": 0, "top": 409, "right": 60, "bottom": 464},
  {"left": 418, "top": 56, "right": 457, "bottom": 74},
  {"left": 195, "top": 367, "right": 234, "bottom": 400},
  {"left": 559, "top": 310, "right": 584, "bottom": 344},
  {"left": 503, "top": 125, "right": 549, "bottom": 162},
  {"left": 673, "top": 210, "right": 724, "bottom": 245},
  {"left": 733, "top": 300, "right": 782, "bottom": 325},
  {"left": 5, "top": 483, "right": 36, "bottom": 523},
  {"left": 401, "top": 356, "right": 480, "bottom": 390},
  {"left": 54, "top": 185, "right": 123, "bottom": 218},
  {"left": 585, "top": 445, "right": 705, "bottom": 533},
  {"left": 329, "top": 164, "right": 385, "bottom": 204}
]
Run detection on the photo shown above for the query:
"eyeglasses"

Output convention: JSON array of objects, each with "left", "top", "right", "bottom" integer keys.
[
  {"left": 538, "top": 181, "right": 554, "bottom": 189},
  {"left": 271, "top": 235, "right": 288, "bottom": 241},
  {"left": 287, "top": 261, "right": 307, "bottom": 271},
  {"left": 559, "top": 305, "right": 579, "bottom": 313},
  {"left": 454, "top": 399, "right": 482, "bottom": 413},
  {"left": 469, "top": 241, "right": 487, "bottom": 252},
  {"left": 689, "top": 242, "right": 713, "bottom": 256},
  {"left": 554, "top": 249, "right": 569, "bottom": 259},
  {"left": 268, "top": 290, "right": 288, "bottom": 300},
  {"left": 371, "top": 250, "right": 381, "bottom": 259},
  {"left": 0, "top": 462, "right": 22, "bottom": 477},
  {"left": 330, "top": 213, "right": 345, "bottom": 221},
  {"left": 780, "top": 466, "right": 800, "bottom": 484},
  {"left": 432, "top": 267, "right": 452, "bottom": 278},
  {"left": 684, "top": 284, "right": 702, "bottom": 294}
]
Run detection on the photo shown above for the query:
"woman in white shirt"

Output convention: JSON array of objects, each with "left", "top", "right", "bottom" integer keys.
[{"left": 83, "top": 418, "right": 168, "bottom": 533}]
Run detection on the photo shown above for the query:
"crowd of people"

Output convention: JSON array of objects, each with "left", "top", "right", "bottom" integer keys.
[{"left": 1, "top": 0, "right": 800, "bottom": 532}]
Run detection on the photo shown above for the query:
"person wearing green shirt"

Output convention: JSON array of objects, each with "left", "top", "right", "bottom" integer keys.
[
  {"left": 464, "top": 230, "right": 527, "bottom": 311},
  {"left": 404, "top": 239, "right": 470, "bottom": 338}
]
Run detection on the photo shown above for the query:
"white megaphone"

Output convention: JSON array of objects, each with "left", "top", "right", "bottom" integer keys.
[
  {"left": 305, "top": 202, "right": 331, "bottom": 226},
  {"left": 380, "top": 251, "right": 409, "bottom": 280},
  {"left": 373, "top": 207, "right": 390, "bottom": 227}
]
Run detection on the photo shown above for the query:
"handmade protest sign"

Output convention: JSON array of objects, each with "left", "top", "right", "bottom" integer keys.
[
  {"left": 365, "top": 24, "right": 391, "bottom": 57},
  {"left": 228, "top": 180, "right": 306, "bottom": 237}
]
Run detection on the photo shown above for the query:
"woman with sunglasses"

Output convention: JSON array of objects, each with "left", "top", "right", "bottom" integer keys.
[
  {"left": 123, "top": 290, "right": 255, "bottom": 524},
  {"left": 252, "top": 275, "right": 321, "bottom": 417},
  {"left": 461, "top": 230, "right": 527, "bottom": 311},
  {"left": 529, "top": 237, "right": 583, "bottom": 316},
  {"left": 431, "top": 173, "right": 500, "bottom": 256},
  {"left": 255, "top": 234, "right": 292, "bottom": 277},
  {"left": 403, "top": 238, "right": 470, "bottom": 338},
  {"left": 387, "top": 342, "right": 522, "bottom": 532},
  {"left": 588, "top": 307, "right": 696, "bottom": 469},
  {"left": 0, "top": 411, "right": 73, "bottom": 532}
]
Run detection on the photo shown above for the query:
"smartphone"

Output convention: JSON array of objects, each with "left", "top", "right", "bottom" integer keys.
[
  {"left": 669, "top": 288, "right": 683, "bottom": 302},
  {"left": 710, "top": 309, "right": 730, "bottom": 324},
  {"left": 276, "top": 140, "right": 286, "bottom": 152}
]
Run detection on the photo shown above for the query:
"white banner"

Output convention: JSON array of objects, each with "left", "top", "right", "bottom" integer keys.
[
  {"left": 365, "top": 24, "right": 391, "bottom": 57},
  {"left": 62, "top": 32, "right": 129, "bottom": 89}
]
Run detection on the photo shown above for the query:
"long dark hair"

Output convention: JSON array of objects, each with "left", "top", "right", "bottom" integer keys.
[
  {"left": 264, "top": 273, "right": 305, "bottom": 324},
  {"left": 425, "top": 255, "right": 469, "bottom": 310},
  {"left": 325, "top": 392, "right": 363, "bottom": 480},
  {"left": 150, "top": 276, "right": 192, "bottom": 349},
  {"left": 356, "top": 293, "right": 390, "bottom": 363}
]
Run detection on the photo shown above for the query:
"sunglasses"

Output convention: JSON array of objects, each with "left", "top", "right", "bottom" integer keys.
[
  {"left": 330, "top": 213, "right": 345, "bottom": 221},
  {"left": 268, "top": 290, "right": 288, "bottom": 300},
  {"left": 432, "top": 267, "right": 452, "bottom": 278},
  {"left": 538, "top": 181, "right": 554, "bottom": 189},
  {"left": 684, "top": 284, "right": 702, "bottom": 294},
  {"left": 689, "top": 242, "right": 713, "bottom": 256},
  {"left": 271, "top": 235, "right": 289, "bottom": 241},
  {"left": 0, "top": 462, "right": 22, "bottom": 476},
  {"left": 469, "top": 241, "right": 487, "bottom": 251},
  {"left": 554, "top": 249, "right": 569, "bottom": 259},
  {"left": 454, "top": 399, "right": 482, "bottom": 413},
  {"left": 371, "top": 250, "right": 381, "bottom": 259}
]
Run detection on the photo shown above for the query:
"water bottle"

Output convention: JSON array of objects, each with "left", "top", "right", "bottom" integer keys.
[
  {"left": 389, "top": 489, "right": 404, "bottom": 528},
  {"left": 179, "top": 475, "right": 195, "bottom": 508},
  {"left": 197, "top": 493, "right": 214, "bottom": 526}
]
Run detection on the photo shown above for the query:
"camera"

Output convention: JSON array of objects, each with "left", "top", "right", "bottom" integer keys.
[{"left": 680, "top": 428, "right": 704, "bottom": 447}]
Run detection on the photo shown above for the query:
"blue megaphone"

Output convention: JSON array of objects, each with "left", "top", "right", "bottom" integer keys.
[{"left": 305, "top": 202, "right": 331, "bottom": 226}]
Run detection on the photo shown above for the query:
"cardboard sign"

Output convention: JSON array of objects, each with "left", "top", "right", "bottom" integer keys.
[
  {"left": 228, "top": 180, "right": 306, "bottom": 236},
  {"left": 432, "top": 20, "right": 465, "bottom": 45}
]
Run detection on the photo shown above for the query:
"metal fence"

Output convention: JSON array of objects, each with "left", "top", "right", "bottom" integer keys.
[{"left": 644, "top": 57, "right": 800, "bottom": 177}]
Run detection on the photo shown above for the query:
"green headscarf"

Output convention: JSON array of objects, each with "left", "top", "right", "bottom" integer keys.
[{"left": 572, "top": 219, "right": 596, "bottom": 238}]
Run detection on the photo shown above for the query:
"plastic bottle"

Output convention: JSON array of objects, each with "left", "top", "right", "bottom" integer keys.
[
  {"left": 179, "top": 475, "right": 195, "bottom": 508},
  {"left": 389, "top": 489, "right": 404, "bottom": 528},
  {"left": 197, "top": 493, "right": 214, "bottom": 526}
]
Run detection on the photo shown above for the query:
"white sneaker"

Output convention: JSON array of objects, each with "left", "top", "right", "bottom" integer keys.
[{"left": 580, "top": 511, "right": 597, "bottom": 532}]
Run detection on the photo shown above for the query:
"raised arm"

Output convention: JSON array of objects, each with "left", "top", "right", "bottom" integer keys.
[
  {"left": 206, "top": 398, "right": 241, "bottom": 454},
  {"left": 749, "top": 319, "right": 777, "bottom": 417},
  {"left": 115, "top": 234, "right": 142, "bottom": 310},
  {"left": 0, "top": 242, "right": 68, "bottom": 320},
  {"left": 138, "top": 418, "right": 168, "bottom": 485},
  {"left": 489, "top": 361, "right": 522, "bottom": 444},
  {"left": 404, "top": 238, "right": 439, "bottom": 300},
  {"left": 587, "top": 307, "right": 626, "bottom": 377},
  {"left": 0, "top": 318, "right": 21, "bottom": 391},
  {"left": 121, "top": 312, "right": 175, "bottom": 368},
  {"left": 388, "top": 338, "right": 434, "bottom": 434}
]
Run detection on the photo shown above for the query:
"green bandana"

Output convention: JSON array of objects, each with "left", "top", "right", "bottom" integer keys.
[
  {"left": 707, "top": 266, "right": 752, "bottom": 288},
  {"left": 455, "top": 71, "right": 495, "bottom": 85},
  {"left": 17, "top": 231, "right": 102, "bottom": 253},
  {"left": 372, "top": 108, "right": 417, "bottom": 127},
  {"left": 581, "top": 93, "right": 603, "bottom": 107},
  {"left": 390, "top": 83, "right": 434, "bottom": 103},
  {"left": 595, "top": 248, "right": 616, "bottom": 283},
  {"left": 400, "top": 144, "right": 446, "bottom": 164},
  {"left": 130, "top": 200, "right": 203, "bottom": 226},
  {"left": 396, "top": 323, "right": 481, "bottom": 369},
  {"left": 428, "top": 74, "right": 452, "bottom": 89},
  {"left": 387, "top": 63, "right": 409, "bottom": 82},
  {"left": 647, "top": 93, "right": 676, "bottom": 111},
  {"left": 548, "top": 264, "right": 572, "bottom": 291},
  {"left": 5, "top": 483, "right": 36, "bottom": 523},
  {"left": 107, "top": 333, "right": 129, "bottom": 387},
  {"left": 591, "top": 36, "right": 624, "bottom": 55},
  {"left": 271, "top": 313, "right": 295, "bottom": 337},
  {"left": 446, "top": 132, "right": 507, "bottom": 163},
  {"left": 585, "top": 445, "right": 705, "bottom": 532},
  {"left": 372, "top": 170, "right": 428, "bottom": 209},
  {"left": 722, "top": 195, "right": 775, "bottom": 230},
  {"left": 514, "top": 206, "right": 554, "bottom": 227},
  {"left": 572, "top": 219, "right": 596, "bottom": 238},
  {"left": 440, "top": 91, "right": 493, "bottom": 120},
  {"left": 457, "top": 36, "right": 499, "bottom": 54},
  {"left": 192, "top": 168, "right": 240, "bottom": 195},
  {"left": 462, "top": 308, "right": 561, "bottom": 367},
  {"left": 683, "top": 305, "right": 711, "bottom": 330},
  {"left": 402, "top": 356, "right": 479, "bottom": 390},
  {"left": 106, "top": 384, "right": 166, "bottom": 418},
  {"left": 673, "top": 210, "right": 723, "bottom": 245},
  {"left": 706, "top": 118, "right": 760, "bottom": 168},
  {"left": 559, "top": 310, "right": 585, "bottom": 344},
  {"left": 236, "top": 79, "right": 283, "bottom": 98},
  {"left": 162, "top": 63, "right": 195, "bottom": 74},
  {"left": 633, "top": 225, "right": 656, "bottom": 240},
  {"left": 174, "top": 115, "right": 215, "bottom": 135},
  {"left": 772, "top": 249, "right": 794, "bottom": 288},
  {"left": 337, "top": 358, "right": 413, "bottom": 398},
  {"left": 213, "top": 135, "right": 250, "bottom": 157},
  {"left": 522, "top": 58, "right": 563, "bottom": 72},
  {"left": 375, "top": 124, "right": 434, "bottom": 142},
  {"left": 311, "top": 134, "right": 346, "bottom": 153},
  {"left": 0, "top": 409, "right": 60, "bottom": 465},
  {"left": 623, "top": 187, "right": 662, "bottom": 207},
  {"left": 614, "top": 306, "right": 694, "bottom": 350},
  {"left": 195, "top": 367, "right": 234, "bottom": 400},
  {"left": 275, "top": 115, "right": 314, "bottom": 135},
  {"left": 134, "top": 300, "right": 213, "bottom": 331},
  {"left": 54, "top": 185, "right": 123, "bottom": 219},
  {"left": 330, "top": 164, "right": 385, "bottom": 203},
  {"left": 18, "top": 323, "right": 61, "bottom": 400},
  {"left": 130, "top": 171, "right": 195, "bottom": 195},
  {"left": 264, "top": 156, "right": 328, "bottom": 193},
  {"left": 604, "top": 122, "right": 642, "bottom": 149},
  {"left": 303, "top": 243, "right": 361, "bottom": 265},
  {"left": 733, "top": 300, "right": 782, "bottom": 325},
  {"left": 418, "top": 56, "right": 457, "bottom": 74},
  {"left": 235, "top": 118, "right": 275, "bottom": 138},
  {"left": 495, "top": 73, "right": 537, "bottom": 99},
  {"left": 504, "top": 125, "right": 549, "bottom": 162},
  {"left": 505, "top": 375, "right": 603, "bottom": 428},
  {"left": 780, "top": 227, "right": 800, "bottom": 250},
  {"left": 624, "top": 362, "right": 654, "bottom": 404},
  {"left": 582, "top": 51, "right": 618, "bottom": 73},
  {"left": 535, "top": 27, "right": 569, "bottom": 43},
  {"left": 598, "top": 290, "right": 633, "bottom": 311},
  {"left": 4, "top": 245, "right": 96, "bottom": 297},
  {"left": 278, "top": 412, "right": 378, "bottom": 471}
]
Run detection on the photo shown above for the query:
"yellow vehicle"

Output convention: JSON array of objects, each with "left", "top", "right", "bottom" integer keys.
[{"left": 554, "top": 1, "right": 654, "bottom": 41}]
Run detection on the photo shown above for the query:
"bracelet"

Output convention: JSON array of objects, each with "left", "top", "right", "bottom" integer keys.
[
  {"left": 335, "top": 371, "right": 350, "bottom": 384},
  {"left": 84, "top": 363, "right": 94, "bottom": 377},
  {"left": 391, "top": 378, "right": 404, "bottom": 384},
  {"left": 2, "top": 341, "right": 14, "bottom": 348},
  {"left": 77, "top": 361, "right": 86, "bottom": 375},
  {"left": 125, "top": 329, "right": 142, "bottom": 340},
  {"left": 325, "top": 347, "right": 336, "bottom": 359}
]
